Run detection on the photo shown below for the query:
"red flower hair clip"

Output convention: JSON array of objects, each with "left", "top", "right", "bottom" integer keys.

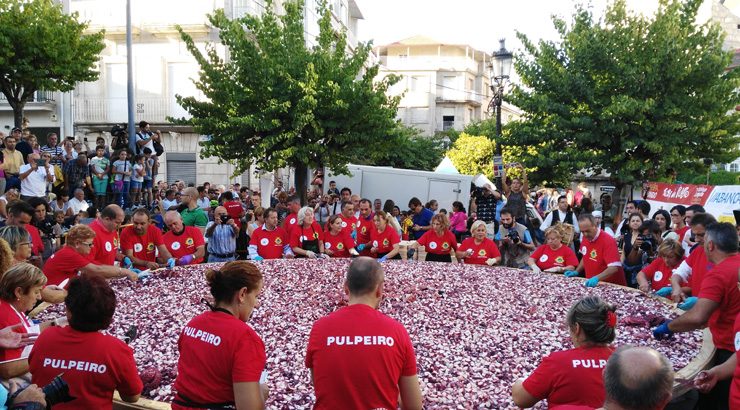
[{"left": 606, "top": 311, "right": 618, "bottom": 328}]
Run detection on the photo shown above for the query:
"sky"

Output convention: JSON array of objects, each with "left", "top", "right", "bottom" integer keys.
[{"left": 354, "top": 0, "right": 697, "bottom": 54}]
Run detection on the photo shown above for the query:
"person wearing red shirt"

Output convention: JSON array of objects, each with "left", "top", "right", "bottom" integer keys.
[
  {"left": 29, "top": 275, "right": 142, "bottom": 409},
  {"left": 43, "top": 225, "right": 138, "bottom": 295},
  {"left": 290, "top": 207, "right": 325, "bottom": 258},
  {"left": 457, "top": 220, "right": 501, "bottom": 266},
  {"left": 87, "top": 205, "right": 125, "bottom": 266},
  {"left": 1, "top": 200, "right": 44, "bottom": 265},
  {"left": 173, "top": 261, "right": 268, "bottom": 409},
  {"left": 281, "top": 196, "right": 301, "bottom": 239},
  {"left": 696, "top": 310, "right": 740, "bottom": 409},
  {"left": 653, "top": 222, "right": 740, "bottom": 409},
  {"left": 222, "top": 191, "right": 245, "bottom": 230},
  {"left": 120, "top": 208, "right": 173, "bottom": 270},
  {"left": 323, "top": 215, "right": 359, "bottom": 258},
  {"left": 355, "top": 199, "right": 374, "bottom": 256},
  {"left": 306, "top": 257, "right": 422, "bottom": 409},
  {"left": 332, "top": 201, "right": 359, "bottom": 240},
  {"left": 370, "top": 211, "right": 401, "bottom": 261},
  {"left": 637, "top": 239, "right": 686, "bottom": 294},
  {"left": 415, "top": 214, "right": 458, "bottom": 262},
  {"left": 669, "top": 213, "right": 717, "bottom": 308},
  {"left": 527, "top": 225, "right": 578, "bottom": 273},
  {"left": 567, "top": 214, "right": 626, "bottom": 287},
  {"left": 512, "top": 296, "right": 616, "bottom": 408},
  {"left": 163, "top": 211, "right": 205, "bottom": 265},
  {"left": 249, "top": 208, "right": 294, "bottom": 261}
]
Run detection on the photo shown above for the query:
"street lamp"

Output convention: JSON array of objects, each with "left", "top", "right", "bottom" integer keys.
[{"left": 490, "top": 38, "right": 513, "bottom": 188}]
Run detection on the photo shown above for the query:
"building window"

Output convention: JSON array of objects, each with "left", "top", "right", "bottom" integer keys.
[
  {"left": 442, "top": 115, "right": 455, "bottom": 130},
  {"left": 730, "top": 162, "right": 739, "bottom": 173}
]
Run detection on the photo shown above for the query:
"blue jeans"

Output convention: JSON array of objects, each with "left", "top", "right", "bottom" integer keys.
[
  {"left": 115, "top": 181, "right": 130, "bottom": 209},
  {"left": 207, "top": 255, "right": 236, "bottom": 263}
]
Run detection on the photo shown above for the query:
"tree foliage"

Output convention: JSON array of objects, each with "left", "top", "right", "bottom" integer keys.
[
  {"left": 359, "top": 125, "right": 445, "bottom": 171},
  {"left": 504, "top": 0, "right": 740, "bottom": 193},
  {"left": 0, "top": 0, "right": 105, "bottom": 127},
  {"left": 446, "top": 133, "right": 495, "bottom": 177},
  {"left": 174, "top": 0, "right": 401, "bottom": 200}
]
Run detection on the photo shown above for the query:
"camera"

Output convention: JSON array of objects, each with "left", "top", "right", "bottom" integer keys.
[
  {"left": 42, "top": 374, "right": 74, "bottom": 407},
  {"left": 507, "top": 230, "right": 521, "bottom": 244},
  {"left": 220, "top": 214, "right": 231, "bottom": 224},
  {"left": 638, "top": 234, "right": 655, "bottom": 252}
]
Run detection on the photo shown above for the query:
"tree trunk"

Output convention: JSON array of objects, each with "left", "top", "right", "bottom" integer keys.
[
  {"left": 294, "top": 162, "right": 309, "bottom": 206},
  {"left": 6, "top": 98, "right": 24, "bottom": 129},
  {"left": 611, "top": 181, "right": 626, "bottom": 225}
]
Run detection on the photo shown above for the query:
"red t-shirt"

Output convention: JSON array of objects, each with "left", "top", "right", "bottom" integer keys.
[
  {"left": 356, "top": 216, "right": 374, "bottom": 245},
  {"left": 458, "top": 238, "right": 501, "bottom": 265},
  {"left": 333, "top": 215, "right": 359, "bottom": 238},
  {"left": 29, "top": 326, "right": 143, "bottom": 410},
  {"left": 642, "top": 256, "right": 686, "bottom": 291},
  {"left": 43, "top": 246, "right": 91, "bottom": 287},
  {"left": 173, "top": 311, "right": 266, "bottom": 408},
  {"left": 698, "top": 254, "right": 740, "bottom": 351},
  {"left": 162, "top": 226, "right": 205, "bottom": 264},
  {"left": 417, "top": 229, "right": 458, "bottom": 255},
  {"left": 223, "top": 201, "right": 244, "bottom": 229},
  {"left": 579, "top": 229, "right": 626, "bottom": 285},
  {"left": 370, "top": 227, "right": 400, "bottom": 255},
  {"left": 323, "top": 231, "right": 356, "bottom": 258},
  {"left": 87, "top": 219, "right": 119, "bottom": 266},
  {"left": 119, "top": 225, "right": 164, "bottom": 269},
  {"left": 282, "top": 213, "right": 299, "bottom": 239},
  {"left": 675, "top": 225, "right": 690, "bottom": 240},
  {"left": 26, "top": 224, "right": 44, "bottom": 256},
  {"left": 730, "top": 311, "right": 740, "bottom": 408},
  {"left": 531, "top": 244, "right": 579, "bottom": 270},
  {"left": 0, "top": 302, "right": 34, "bottom": 363},
  {"left": 289, "top": 222, "right": 324, "bottom": 249},
  {"left": 306, "top": 304, "right": 417, "bottom": 409},
  {"left": 686, "top": 246, "right": 712, "bottom": 295},
  {"left": 522, "top": 346, "right": 614, "bottom": 407},
  {"left": 249, "top": 226, "right": 289, "bottom": 259}
]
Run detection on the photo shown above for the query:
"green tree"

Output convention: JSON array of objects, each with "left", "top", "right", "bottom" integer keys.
[
  {"left": 504, "top": 0, "right": 740, "bottom": 202},
  {"left": 0, "top": 0, "right": 105, "bottom": 127},
  {"left": 360, "top": 125, "right": 445, "bottom": 171},
  {"left": 446, "top": 133, "right": 495, "bottom": 177},
  {"left": 175, "top": 0, "right": 400, "bottom": 202}
]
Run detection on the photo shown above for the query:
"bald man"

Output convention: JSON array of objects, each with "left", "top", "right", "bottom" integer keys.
[
  {"left": 205, "top": 206, "right": 237, "bottom": 263},
  {"left": 87, "top": 205, "right": 125, "bottom": 266},
  {"left": 306, "top": 257, "right": 423, "bottom": 409},
  {"left": 602, "top": 346, "right": 674, "bottom": 409},
  {"left": 162, "top": 211, "right": 205, "bottom": 265},
  {"left": 179, "top": 186, "right": 208, "bottom": 229}
]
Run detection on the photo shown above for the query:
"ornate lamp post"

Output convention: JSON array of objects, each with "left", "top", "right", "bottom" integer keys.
[{"left": 490, "top": 39, "right": 513, "bottom": 187}]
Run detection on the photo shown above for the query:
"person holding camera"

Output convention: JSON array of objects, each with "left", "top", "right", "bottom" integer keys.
[
  {"left": 495, "top": 208, "right": 535, "bottom": 269},
  {"left": 206, "top": 206, "right": 238, "bottom": 263},
  {"left": 29, "top": 275, "right": 142, "bottom": 409},
  {"left": 18, "top": 153, "right": 53, "bottom": 201}
]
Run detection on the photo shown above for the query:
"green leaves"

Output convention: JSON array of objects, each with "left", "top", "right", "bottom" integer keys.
[
  {"left": 0, "top": 0, "right": 105, "bottom": 125},
  {"left": 503, "top": 0, "right": 740, "bottom": 187}
]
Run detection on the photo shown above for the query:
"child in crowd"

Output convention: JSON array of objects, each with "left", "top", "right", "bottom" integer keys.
[
  {"left": 131, "top": 154, "right": 145, "bottom": 206},
  {"left": 143, "top": 148, "right": 155, "bottom": 208},
  {"left": 112, "top": 150, "right": 132, "bottom": 209},
  {"left": 89, "top": 145, "right": 110, "bottom": 210}
]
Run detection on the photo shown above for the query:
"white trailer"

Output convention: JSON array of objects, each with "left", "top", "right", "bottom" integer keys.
[{"left": 326, "top": 164, "right": 474, "bottom": 212}]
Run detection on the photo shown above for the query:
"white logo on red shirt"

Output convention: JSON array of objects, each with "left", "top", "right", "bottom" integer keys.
[
  {"left": 539, "top": 254, "right": 548, "bottom": 263},
  {"left": 735, "top": 332, "right": 740, "bottom": 351},
  {"left": 42, "top": 358, "right": 107, "bottom": 374},
  {"left": 300, "top": 236, "right": 308, "bottom": 242},
  {"left": 171, "top": 242, "right": 181, "bottom": 250},
  {"left": 134, "top": 243, "right": 143, "bottom": 253},
  {"left": 654, "top": 271, "right": 663, "bottom": 282},
  {"left": 372, "top": 240, "right": 379, "bottom": 248},
  {"left": 289, "top": 218, "right": 296, "bottom": 225},
  {"left": 260, "top": 238, "right": 269, "bottom": 246},
  {"left": 341, "top": 221, "right": 347, "bottom": 228},
  {"left": 324, "top": 242, "right": 331, "bottom": 249},
  {"left": 183, "top": 326, "right": 221, "bottom": 346},
  {"left": 105, "top": 241, "right": 112, "bottom": 252},
  {"left": 580, "top": 246, "right": 587, "bottom": 255},
  {"left": 327, "top": 335, "right": 395, "bottom": 347},
  {"left": 428, "top": 242, "right": 438, "bottom": 250}
]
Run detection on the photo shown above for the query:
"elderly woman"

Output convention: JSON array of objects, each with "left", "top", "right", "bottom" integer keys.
[
  {"left": 527, "top": 225, "right": 579, "bottom": 274},
  {"left": 290, "top": 206, "right": 325, "bottom": 259},
  {"left": 323, "top": 215, "right": 360, "bottom": 258},
  {"left": 0, "top": 263, "right": 60, "bottom": 379},
  {"left": 637, "top": 239, "right": 687, "bottom": 296},
  {"left": 29, "top": 275, "right": 142, "bottom": 407},
  {"left": 42, "top": 225, "right": 138, "bottom": 291},
  {"left": 415, "top": 213, "right": 458, "bottom": 263},
  {"left": 511, "top": 296, "right": 616, "bottom": 408},
  {"left": 0, "top": 226, "right": 32, "bottom": 267},
  {"left": 456, "top": 220, "right": 500, "bottom": 265},
  {"left": 370, "top": 211, "right": 401, "bottom": 262}
]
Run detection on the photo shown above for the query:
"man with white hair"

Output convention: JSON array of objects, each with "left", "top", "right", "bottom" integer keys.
[
  {"left": 19, "top": 152, "right": 54, "bottom": 200},
  {"left": 162, "top": 211, "right": 205, "bottom": 265},
  {"left": 205, "top": 206, "right": 237, "bottom": 263}
]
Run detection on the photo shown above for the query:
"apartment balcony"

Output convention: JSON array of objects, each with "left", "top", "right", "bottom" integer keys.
[
  {"left": 435, "top": 88, "right": 483, "bottom": 106},
  {"left": 74, "top": 97, "right": 185, "bottom": 124},
  {"left": 0, "top": 90, "right": 56, "bottom": 111}
]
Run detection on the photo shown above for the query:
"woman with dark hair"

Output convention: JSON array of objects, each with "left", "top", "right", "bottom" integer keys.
[
  {"left": 27, "top": 197, "right": 56, "bottom": 260},
  {"left": 449, "top": 201, "right": 468, "bottom": 243},
  {"left": 652, "top": 209, "right": 672, "bottom": 238},
  {"left": 382, "top": 200, "right": 395, "bottom": 215},
  {"left": 323, "top": 215, "right": 359, "bottom": 258},
  {"left": 28, "top": 275, "right": 142, "bottom": 408},
  {"left": 173, "top": 261, "right": 268, "bottom": 409},
  {"left": 512, "top": 296, "right": 616, "bottom": 408},
  {"left": 670, "top": 205, "right": 688, "bottom": 239}
]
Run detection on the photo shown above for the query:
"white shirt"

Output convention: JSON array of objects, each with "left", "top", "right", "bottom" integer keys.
[
  {"left": 540, "top": 209, "right": 580, "bottom": 233},
  {"left": 136, "top": 132, "right": 155, "bottom": 154},
  {"left": 162, "top": 198, "right": 179, "bottom": 210},
  {"left": 19, "top": 164, "right": 53, "bottom": 198},
  {"left": 68, "top": 197, "right": 89, "bottom": 215},
  {"left": 197, "top": 197, "right": 211, "bottom": 210}
]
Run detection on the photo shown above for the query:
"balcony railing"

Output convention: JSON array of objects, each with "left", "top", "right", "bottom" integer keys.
[
  {"left": 74, "top": 97, "right": 181, "bottom": 124},
  {"left": 0, "top": 90, "right": 55, "bottom": 103}
]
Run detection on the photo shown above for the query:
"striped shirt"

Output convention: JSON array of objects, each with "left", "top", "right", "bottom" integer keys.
[{"left": 40, "top": 145, "right": 64, "bottom": 166}]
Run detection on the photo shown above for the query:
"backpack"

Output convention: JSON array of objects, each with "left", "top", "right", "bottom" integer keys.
[{"left": 153, "top": 139, "right": 164, "bottom": 157}]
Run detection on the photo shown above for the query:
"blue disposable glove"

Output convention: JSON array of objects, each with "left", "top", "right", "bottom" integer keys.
[
  {"left": 378, "top": 255, "right": 387, "bottom": 262},
  {"left": 564, "top": 270, "right": 579, "bottom": 278},
  {"left": 167, "top": 258, "right": 176, "bottom": 269},
  {"left": 178, "top": 254, "right": 194, "bottom": 266},
  {"left": 585, "top": 276, "right": 600, "bottom": 287},
  {"left": 253, "top": 256, "right": 264, "bottom": 262},
  {"left": 678, "top": 297, "right": 698, "bottom": 311},
  {"left": 137, "top": 270, "right": 152, "bottom": 280},
  {"left": 655, "top": 286, "right": 673, "bottom": 297},
  {"left": 123, "top": 257, "right": 133, "bottom": 268},
  {"left": 652, "top": 321, "right": 674, "bottom": 340},
  {"left": 130, "top": 268, "right": 142, "bottom": 274},
  {"left": 351, "top": 230, "right": 357, "bottom": 241},
  {"left": 356, "top": 243, "right": 366, "bottom": 252}
]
